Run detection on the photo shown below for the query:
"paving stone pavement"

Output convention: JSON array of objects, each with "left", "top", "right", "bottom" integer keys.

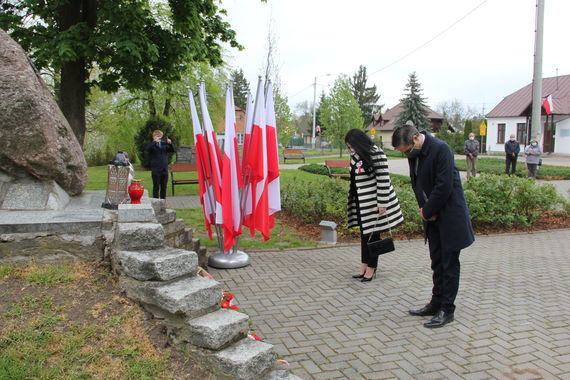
[{"left": 208, "top": 229, "right": 570, "bottom": 379}]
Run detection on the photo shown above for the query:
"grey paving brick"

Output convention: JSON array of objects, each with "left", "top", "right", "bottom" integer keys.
[{"left": 207, "top": 229, "right": 570, "bottom": 379}]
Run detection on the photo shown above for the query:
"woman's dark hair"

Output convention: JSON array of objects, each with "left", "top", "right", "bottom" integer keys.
[{"left": 345, "top": 128, "right": 375, "bottom": 172}]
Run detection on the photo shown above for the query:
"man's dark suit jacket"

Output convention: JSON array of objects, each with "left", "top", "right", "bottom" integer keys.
[
  {"left": 145, "top": 141, "right": 176, "bottom": 174},
  {"left": 408, "top": 132, "right": 475, "bottom": 253}
]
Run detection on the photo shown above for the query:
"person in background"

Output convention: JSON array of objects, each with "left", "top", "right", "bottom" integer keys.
[
  {"left": 345, "top": 129, "right": 404, "bottom": 282},
  {"left": 524, "top": 139, "right": 542, "bottom": 179},
  {"left": 392, "top": 121, "right": 474, "bottom": 328},
  {"left": 464, "top": 133, "right": 480, "bottom": 178},
  {"left": 145, "top": 130, "right": 175, "bottom": 199},
  {"left": 504, "top": 134, "right": 520, "bottom": 175}
]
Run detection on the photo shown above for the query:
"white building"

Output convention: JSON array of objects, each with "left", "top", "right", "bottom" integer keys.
[{"left": 486, "top": 75, "right": 570, "bottom": 155}]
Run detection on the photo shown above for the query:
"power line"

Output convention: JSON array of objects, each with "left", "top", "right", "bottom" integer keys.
[{"left": 369, "top": 0, "right": 490, "bottom": 77}]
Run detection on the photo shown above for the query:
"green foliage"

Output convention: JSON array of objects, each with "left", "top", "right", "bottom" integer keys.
[
  {"left": 1, "top": 0, "right": 241, "bottom": 144},
  {"left": 273, "top": 85, "right": 296, "bottom": 148},
  {"left": 230, "top": 68, "right": 250, "bottom": 110},
  {"left": 435, "top": 130, "right": 465, "bottom": 154},
  {"left": 396, "top": 72, "right": 431, "bottom": 132},
  {"left": 464, "top": 174, "right": 564, "bottom": 226},
  {"left": 349, "top": 65, "right": 381, "bottom": 126},
  {"left": 299, "top": 164, "right": 347, "bottom": 177},
  {"left": 321, "top": 75, "right": 364, "bottom": 155},
  {"left": 454, "top": 158, "right": 570, "bottom": 179},
  {"left": 135, "top": 118, "right": 180, "bottom": 169},
  {"left": 463, "top": 119, "right": 473, "bottom": 140}
]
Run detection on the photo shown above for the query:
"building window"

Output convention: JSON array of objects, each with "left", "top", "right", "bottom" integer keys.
[
  {"left": 497, "top": 123, "right": 506, "bottom": 144},
  {"left": 516, "top": 123, "right": 526, "bottom": 143}
]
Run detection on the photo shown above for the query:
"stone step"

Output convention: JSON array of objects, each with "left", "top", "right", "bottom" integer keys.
[
  {"left": 184, "top": 227, "right": 193, "bottom": 241},
  {"left": 263, "top": 370, "right": 303, "bottom": 380},
  {"left": 163, "top": 218, "right": 186, "bottom": 237},
  {"left": 121, "top": 275, "right": 222, "bottom": 318},
  {"left": 117, "top": 247, "right": 198, "bottom": 281},
  {"left": 185, "top": 308, "right": 249, "bottom": 350},
  {"left": 150, "top": 198, "right": 166, "bottom": 215},
  {"left": 116, "top": 223, "right": 164, "bottom": 251},
  {"left": 210, "top": 338, "right": 276, "bottom": 379},
  {"left": 157, "top": 209, "right": 176, "bottom": 225}
]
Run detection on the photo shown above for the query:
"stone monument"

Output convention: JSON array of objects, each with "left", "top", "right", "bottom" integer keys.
[{"left": 0, "top": 30, "right": 87, "bottom": 210}]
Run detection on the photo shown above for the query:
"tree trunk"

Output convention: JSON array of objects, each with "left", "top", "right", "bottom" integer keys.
[
  {"left": 56, "top": 0, "right": 96, "bottom": 146},
  {"left": 59, "top": 60, "right": 87, "bottom": 145}
]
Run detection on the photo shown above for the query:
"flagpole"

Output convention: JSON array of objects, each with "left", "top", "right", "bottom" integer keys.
[{"left": 197, "top": 83, "right": 225, "bottom": 255}]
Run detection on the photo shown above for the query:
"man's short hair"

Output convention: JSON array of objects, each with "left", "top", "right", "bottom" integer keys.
[
  {"left": 392, "top": 124, "right": 419, "bottom": 148},
  {"left": 152, "top": 130, "right": 164, "bottom": 138}
]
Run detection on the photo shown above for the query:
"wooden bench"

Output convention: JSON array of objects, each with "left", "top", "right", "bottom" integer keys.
[
  {"left": 282, "top": 149, "right": 306, "bottom": 163},
  {"left": 324, "top": 159, "right": 350, "bottom": 179},
  {"left": 170, "top": 163, "right": 199, "bottom": 196}
]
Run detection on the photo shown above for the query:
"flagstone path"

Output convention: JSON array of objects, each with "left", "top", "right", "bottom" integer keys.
[{"left": 208, "top": 229, "right": 570, "bottom": 379}]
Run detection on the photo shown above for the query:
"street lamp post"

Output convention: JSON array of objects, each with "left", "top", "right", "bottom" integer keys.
[{"left": 312, "top": 74, "right": 330, "bottom": 150}]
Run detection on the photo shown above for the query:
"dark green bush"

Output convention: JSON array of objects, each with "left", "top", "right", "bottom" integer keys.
[
  {"left": 135, "top": 118, "right": 180, "bottom": 169},
  {"left": 298, "top": 164, "right": 347, "bottom": 177},
  {"left": 464, "top": 174, "right": 564, "bottom": 226},
  {"left": 435, "top": 130, "right": 465, "bottom": 154}
]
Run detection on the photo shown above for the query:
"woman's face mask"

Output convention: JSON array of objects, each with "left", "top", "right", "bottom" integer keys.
[{"left": 532, "top": 142, "right": 538, "bottom": 147}]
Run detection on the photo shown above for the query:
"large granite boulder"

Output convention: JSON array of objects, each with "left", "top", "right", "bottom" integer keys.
[{"left": 0, "top": 30, "right": 87, "bottom": 196}]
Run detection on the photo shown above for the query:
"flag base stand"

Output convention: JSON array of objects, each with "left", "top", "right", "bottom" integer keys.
[{"left": 208, "top": 250, "right": 250, "bottom": 269}]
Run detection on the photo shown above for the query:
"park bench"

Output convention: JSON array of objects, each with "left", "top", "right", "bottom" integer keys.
[
  {"left": 169, "top": 163, "right": 199, "bottom": 196},
  {"left": 324, "top": 159, "right": 350, "bottom": 179},
  {"left": 282, "top": 149, "right": 306, "bottom": 163}
]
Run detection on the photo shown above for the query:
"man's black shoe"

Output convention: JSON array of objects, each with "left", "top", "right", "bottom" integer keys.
[
  {"left": 409, "top": 304, "right": 439, "bottom": 317},
  {"left": 423, "top": 310, "right": 454, "bottom": 328}
]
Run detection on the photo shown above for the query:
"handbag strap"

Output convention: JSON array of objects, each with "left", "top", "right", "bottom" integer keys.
[{"left": 367, "top": 210, "right": 393, "bottom": 242}]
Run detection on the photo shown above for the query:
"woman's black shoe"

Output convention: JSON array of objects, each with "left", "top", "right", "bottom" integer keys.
[
  {"left": 361, "top": 269, "right": 377, "bottom": 282},
  {"left": 352, "top": 274, "right": 365, "bottom": 279}
]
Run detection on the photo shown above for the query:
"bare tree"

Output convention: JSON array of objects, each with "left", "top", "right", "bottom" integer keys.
[{"left": 436, "top": 99, "right": 478, "bottom": 131}]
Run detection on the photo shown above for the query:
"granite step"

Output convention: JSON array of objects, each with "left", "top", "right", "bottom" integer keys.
[
  {"left": 157, "top": 208, "right": 176, "bottom": 225},
  {"left": 185, "top": 308, "right": 249, "bottom": 350},
  {"left": 121, "top": 275, "right": 222, "bottom": 318},
  {"left": 210, "top": 338, "right": 277, "bottom": 379},
  {"left": 163, "top": 218, "right": 186, "bottom": 237},
  {"left": 116, "top": 222, "right": 164, "bottom": 251},
  {"left": 117, "top": 247, "right": 198, "bottom": 281}
]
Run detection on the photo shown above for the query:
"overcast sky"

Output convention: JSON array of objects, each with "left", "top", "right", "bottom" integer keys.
[{"left": 220, "top": 0, "right": 570, "bottom": 116}]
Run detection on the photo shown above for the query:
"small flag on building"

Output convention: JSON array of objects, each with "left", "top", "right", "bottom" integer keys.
[{"left": 543, "top": 94, "right": 553, "bottom": 115}]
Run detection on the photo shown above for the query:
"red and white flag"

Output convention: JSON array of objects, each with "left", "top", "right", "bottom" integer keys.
[
  {"left": 241, "top": 92, "right": 255, "bottom": 219},
  {"left": 219, "top": 87, "right": 243, "bottom": 251},
  {"left": 198, "top": 82, "right": 223, "bottom": 218},
  {"left": 543, "top": 94, "right": 553, "bottom": 115},
  {"left": 243, "top": 78, "right": 269, "bottom": 240},
  {"left": 265, "top": 82, "right": 281, "bottom": 231},
  {"left": 188, "top": 90, "right": 214, "bottom": 239}
]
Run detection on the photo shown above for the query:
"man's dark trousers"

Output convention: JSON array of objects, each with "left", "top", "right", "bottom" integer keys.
[
  {"left": 505, "top": 154, "right": 518, "bottom": 175},
  {"left": 152, "top": 170, "right": 168, "bottom": 199},
  {"left": 428, "top": 222, "right": 461, "bottom": 313}
]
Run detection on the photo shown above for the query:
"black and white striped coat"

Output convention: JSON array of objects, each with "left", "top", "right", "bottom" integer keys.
[{"left": 347, "top": 146, "right": 404, "bottom": 235}]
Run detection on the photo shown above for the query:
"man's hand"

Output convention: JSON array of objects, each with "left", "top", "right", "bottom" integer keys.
[
  {"left": 419, "top": 208, "right": 437, "bottom": 222},
  {"left": 377, "top": 207, "right": 387, "bottom": 215},
  {"left": 166, "top": 138, "right": 172, "bottom": 144},
  {"left": 469, "top": 153, "right": 473, "bottom": 158}
]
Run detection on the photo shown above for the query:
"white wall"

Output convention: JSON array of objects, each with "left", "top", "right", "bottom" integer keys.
[
  {"left": 554, "top": 117, "right": 570, "bottom": 154},
  {"left": 486, "top": 117, "right": 526, "bottom": 153}
]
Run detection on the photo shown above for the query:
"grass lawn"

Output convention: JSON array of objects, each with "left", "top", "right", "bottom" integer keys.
[
  {"left": 0, "top": 262, "right": 208, "bottom": 379},
  {"left": 454, "top": 157, "right": 570, "bottom": 179}
]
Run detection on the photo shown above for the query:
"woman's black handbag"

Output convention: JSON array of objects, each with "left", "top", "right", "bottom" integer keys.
[{"left": 366, "top": 214, "right": 395, "bottom": 257}]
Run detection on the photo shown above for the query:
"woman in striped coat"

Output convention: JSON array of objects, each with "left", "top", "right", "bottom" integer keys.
[{"left": 345, "top": 129, "right": 404, "bottom": 282}]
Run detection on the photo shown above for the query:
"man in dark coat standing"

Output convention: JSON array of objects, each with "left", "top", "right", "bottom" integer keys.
[
  {"left": 392, "top": 121, "right": 474, "bottom": 328},
  {"left": 145, "top": 130, "right": 176, "bottom": 199},
  {"left": 504, "top": 133, "right": 521, "bottom": 175}
]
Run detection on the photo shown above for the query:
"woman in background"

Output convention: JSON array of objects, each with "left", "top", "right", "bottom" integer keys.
[
  {"left": 345, "top": 129, "right": 404, "bottom": 282},
  {"left": 524, "top": 139, "right": 542, "bottom": 178}
]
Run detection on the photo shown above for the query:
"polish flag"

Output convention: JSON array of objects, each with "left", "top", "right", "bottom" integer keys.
[
  {"left": 543, "top": 94, "right": 553, "bottom": 115},
  {"left": 243, "top": 78, "right": 269, "bottom": 240},
  {"left": 219, "top": 87, "right": 242, "bottom": 251},
  {"left": 188, "top": 90, "right": 214, "bottom": 239},
  {"left": 265, "top": 82, "right": 281, "bottom": 231},
  {"left": 241, "top": 92, "right": 255, "bottom": 219},
  {"left": 198, "top": 83, "right": 223, "bottom": 219}
]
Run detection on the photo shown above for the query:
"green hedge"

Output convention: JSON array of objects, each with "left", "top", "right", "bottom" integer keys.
[
  {"left": 454, "top": 157, "right": 570, "bottom": 179},
  {"left": 280, "top": 172, "right": 567, "bottom": 236}
]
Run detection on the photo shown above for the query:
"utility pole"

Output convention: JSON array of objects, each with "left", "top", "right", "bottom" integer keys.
[
  {"left": 530, "top": 0, "right": 545, "bottom": 142},
  {"left": 312, "top": 76, "right": 317, "bottom": 150}
]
